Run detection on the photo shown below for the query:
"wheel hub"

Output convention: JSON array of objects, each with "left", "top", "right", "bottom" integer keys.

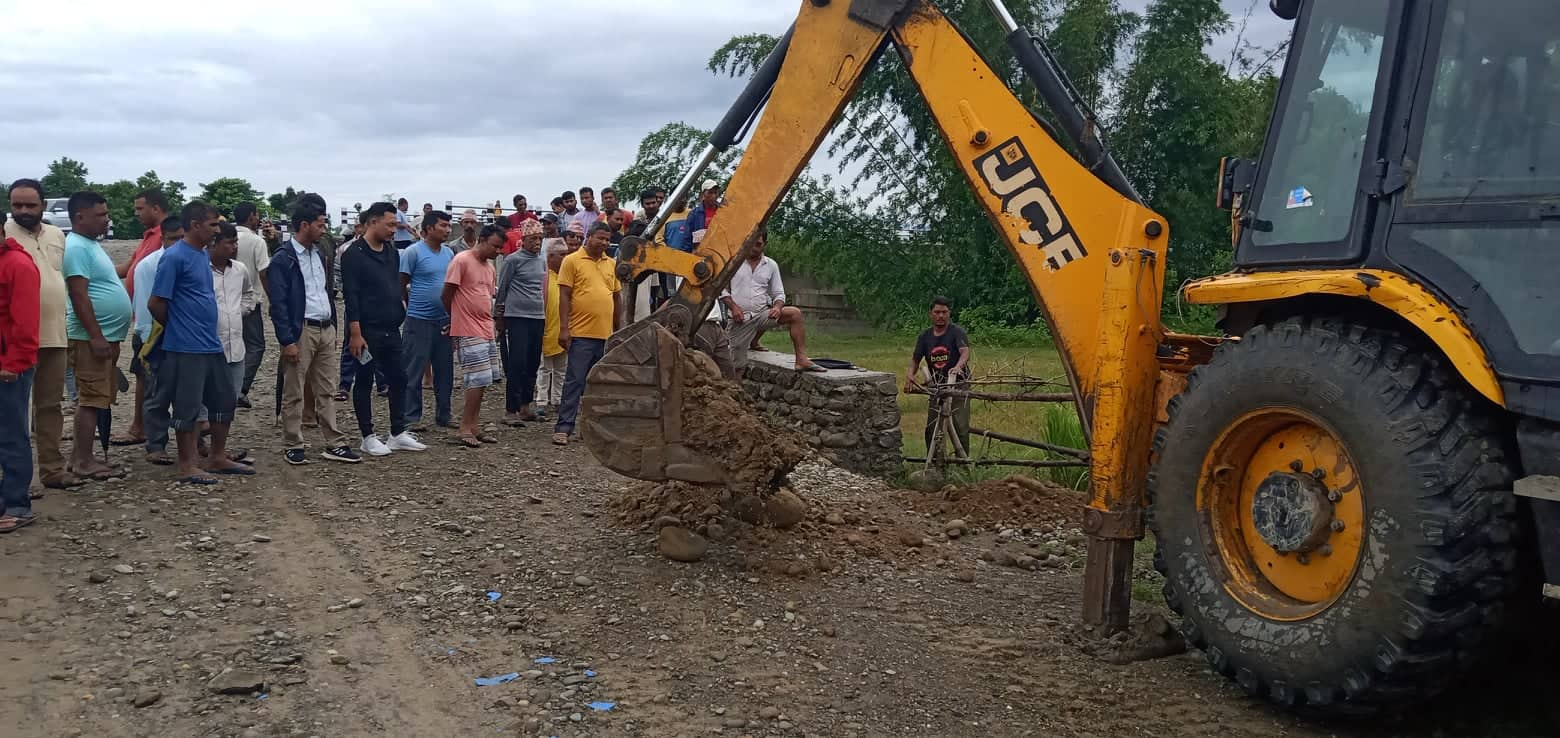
[{"left": 1249, "top": 471, "right": 1334, "bottom": 554}]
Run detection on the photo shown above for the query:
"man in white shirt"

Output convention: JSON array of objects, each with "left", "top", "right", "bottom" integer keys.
[
  {"left": 233, "top": 203, "right": 271, "bottom": 407},
  {"left": 270, "top": 202, "right": 358, "bottom": 465},
  {"left": 129, "top": 215, "right": 183, "bottom": 457},
  {"left": 718, "top": 226, "right": 822, "bottom": 373},
  {"left": 210, "top": 223, "right": 254, "bottom": 399}
]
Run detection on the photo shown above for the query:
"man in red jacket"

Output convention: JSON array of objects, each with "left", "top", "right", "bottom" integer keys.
[{"left": 0, "top": 222, "right": 42, "bottom": 532}]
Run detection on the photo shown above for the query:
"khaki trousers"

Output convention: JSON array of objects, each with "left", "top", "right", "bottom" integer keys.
[
  {"left": 535, "top": 352, "right": 566, "bottom": 407},
  {"left": 281, "top": 325, "right": 347, "bottom": 448},
  {"left": 31, "top": 347, "right": 67, "bottom": 478}
]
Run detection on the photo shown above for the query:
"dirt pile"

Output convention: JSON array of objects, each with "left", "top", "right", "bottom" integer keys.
[
  {"left": 608, "top": 350, "right": 816, "bottom": 559},
  {"left": 608, "top": 480, "right": 730, "bottom": 529},
  {"left": 675, "top": 350, "right": 806, "bottom": 496},
  {"left": 906, "top": 475, "right": 1085, "bottom": 531}
]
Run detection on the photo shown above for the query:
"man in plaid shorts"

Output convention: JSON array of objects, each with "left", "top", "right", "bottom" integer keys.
[{"left": 441, "top": 224, "right": 505, "bottom": 448}]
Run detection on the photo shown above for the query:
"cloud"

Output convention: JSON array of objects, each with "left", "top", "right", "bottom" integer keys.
[
  {"left": 2, "top": 0, "right": 1289, "bottom": 221},
  {"left": 0, "top": 0, "right": 795, "bottom": 217}
]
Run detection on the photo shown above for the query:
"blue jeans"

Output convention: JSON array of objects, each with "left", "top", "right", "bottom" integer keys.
[
  {"left": 554, "top": 338, "right": 606, "bottom": 435},
  {"left": 402, "top": 317, "right": 453, "bottom": 426},
  {"left": 1, "top": 368, "right": 37, "bottom": 518}
]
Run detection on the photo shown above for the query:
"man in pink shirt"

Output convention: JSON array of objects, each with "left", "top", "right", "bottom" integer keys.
[{"left": 441, "top": 224, "right": 505, "bottom": 448}]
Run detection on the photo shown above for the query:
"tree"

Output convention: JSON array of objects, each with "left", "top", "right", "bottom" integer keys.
[
  {"left": 1113, "top": 0, "right": 1277, "bottom": 308},
  {"left": 41, "top": 157, "right": 90, "bottom": 197},
  {"left": 96, "top": 179, "right": 140, "bottom": 240},
  {"left": 267, "top": 186, "right": 301, "bottom": 217},
  {"left": 136, "top": 170, "right": 187, "bottom": 212},
  {"left": 198, "top": 177, "right": 265, "bottom": 219},
  {"left": 616, "top": 0, "right": 1281, "bottom": 330},
  {"left": 613, "top": 123, "right": 742, "bottom": 209}
]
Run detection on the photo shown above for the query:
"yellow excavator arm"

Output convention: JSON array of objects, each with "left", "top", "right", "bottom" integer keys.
[{"left": 583, "top": 0, "right": 1168, "bottom": 625}]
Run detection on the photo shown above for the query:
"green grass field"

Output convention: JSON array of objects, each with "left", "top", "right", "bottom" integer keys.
[{"left": 800, "top": 324, "right": 1089, "bottom": 487}]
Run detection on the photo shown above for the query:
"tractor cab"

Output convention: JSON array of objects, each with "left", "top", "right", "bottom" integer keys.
[{"left": 1213, "top": 0, "right": 1560, "bottom": 421}]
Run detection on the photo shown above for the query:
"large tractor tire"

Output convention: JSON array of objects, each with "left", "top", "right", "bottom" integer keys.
[{"left": 1148, "top": 315, "right": 1518, "bottom": 714}]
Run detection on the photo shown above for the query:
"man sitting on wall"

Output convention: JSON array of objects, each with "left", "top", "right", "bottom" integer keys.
[{"left": 718, "top": 226, "right": 822, "bottom": 374}]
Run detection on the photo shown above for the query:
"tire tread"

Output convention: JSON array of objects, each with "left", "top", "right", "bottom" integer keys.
[{"left": 1148, "top": 314, "right": 1517, "bottom": 716}]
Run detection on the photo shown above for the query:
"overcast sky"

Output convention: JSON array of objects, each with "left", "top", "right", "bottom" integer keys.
[{"left": 2, "top": 0, "right": 1288, "bottom": 222}]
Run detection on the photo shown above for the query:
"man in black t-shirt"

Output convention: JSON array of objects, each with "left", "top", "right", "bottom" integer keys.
[{"left": 907, "top": 296, "right": 971, "bottom": 457}]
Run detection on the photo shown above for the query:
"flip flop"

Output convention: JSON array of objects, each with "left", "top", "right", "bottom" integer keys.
[
  {"left": 551, "top": 433, "right": 569, "bottom": 446},
  {"left": 0, "top": 515, "right": 37, "bottom": 533},
  {"left": 178, "top": 474, "right": 219, "bottom": 486},
  {"left": 795, "top": 363, "right": 828, "bottom": 373},
  {"left": 87, "top": 467, "right": 126, "bottom": 481},
  {"left": 477, "top": 433, "right": 499, "bottom": 444},
  {"left": 451, "top": 436, "right": 483, "bottom": 449},
  {"left": 109, "top": 434, "right": 145, "bottom": 447},
  {"left": 145, "top": 452, "right": 175, "bottom": 466},
  {"left": 208, "top": 466, "right": 257, "bottom": 476},
  {"left": 42, "top": 473, "right": 84, "bottom": 490}
]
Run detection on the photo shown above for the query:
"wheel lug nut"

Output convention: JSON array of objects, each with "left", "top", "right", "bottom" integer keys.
[
  {"left": 1330, "top": 520, "right": 1345, "bottom": 532},
  {"left": 1289, "top": 460, "right": 1305, "bottom": 472},
  {"left": 1327, "top": 490, "right": 1341, "bottom": 502},
  {"left": 1311, "top": 468, "right": 1326, "bottom": 480},
  {"left": 1319, "top": 544, "right": 1333, "bottom": 556},
  {"left": 1296, "top": 553, "right": 1310, "bottom": 564}
]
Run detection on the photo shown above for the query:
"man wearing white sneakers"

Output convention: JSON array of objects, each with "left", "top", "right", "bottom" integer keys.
[{"left": 339, "top": 202, "right": 426, "bottom": 457}]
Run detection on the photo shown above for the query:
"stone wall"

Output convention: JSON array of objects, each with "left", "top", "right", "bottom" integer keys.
[{"left": 741, "top": 352, "right": 902, "bottom": 477}]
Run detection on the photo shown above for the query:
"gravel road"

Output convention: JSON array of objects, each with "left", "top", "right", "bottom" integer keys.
[{"left": 0, "top": 241, "right": 1547, "bottom": 738}]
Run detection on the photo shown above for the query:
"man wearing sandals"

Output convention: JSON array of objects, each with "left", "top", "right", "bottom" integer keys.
[
  {"left": 719, "top": 226, "right": 824, "bottom": 374},
  {"left": 552, "top": 222, "right": 624, "bottom": 446},
  {"left": 442, "top": 224, "right": 505, "bottom": 448},
  {"left": 7, "top": 180, "right": 79, "bottom": 490},
  {"left": 496, "top": 218, "right": 547, "bottom": 426},
  {"left": 147, "top": 202, "right": 251, "bottom": 485},
  {"left": 0, "top": 223, "right": 42, "bottom": 532},
  {"left": 62, "top": 192, "right": 133, "bottom": 481}
]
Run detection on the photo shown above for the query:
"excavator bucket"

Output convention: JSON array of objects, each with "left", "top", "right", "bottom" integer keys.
[{"left": 578, "top": 319, "right": 731, "bottom": 486}]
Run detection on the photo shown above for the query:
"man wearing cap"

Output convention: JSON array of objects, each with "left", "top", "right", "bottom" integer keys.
[
  {"left": 447, "top": 209, "right": 482, "bottom": 255},
  {"left": 540, "top": 212, "right": 561, "bottom": 239},
  {"left": 496, "top": 219, "right": 547, "bottom": 425},
  {"left": 677, "top": 180, "right": 721, "bottom": 251},
  {"left": 563, "top": 221, "right": 585, "bottom": 254}
]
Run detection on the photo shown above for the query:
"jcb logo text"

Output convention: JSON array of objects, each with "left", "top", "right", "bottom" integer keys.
[{"left": 973, "top": 138, "right": 1086, "bottom": 271}]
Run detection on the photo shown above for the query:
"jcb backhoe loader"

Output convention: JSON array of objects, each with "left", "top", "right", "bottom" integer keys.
[{"left": 580, "top": 0, "right": 1560, "bottom": 714}]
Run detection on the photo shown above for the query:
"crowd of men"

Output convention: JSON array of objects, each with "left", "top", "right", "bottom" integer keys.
[{"left": 0, "top": 177, "right": 837, "bottom": 534}]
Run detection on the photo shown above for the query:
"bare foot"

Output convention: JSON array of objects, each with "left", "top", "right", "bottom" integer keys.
[
  {"left": 202, "top": 456, "right": 247, "bottom": 473},
  {"left": 73, "top": 459, "right": 114, "bottom": 478}
]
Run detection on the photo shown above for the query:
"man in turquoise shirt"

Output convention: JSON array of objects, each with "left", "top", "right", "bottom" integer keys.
[
  {"left": 399, "top": 209, "right": 455, "bottom": 429},
  {"left": 61, "top": 192, "right": 132, "bottom": 480}
]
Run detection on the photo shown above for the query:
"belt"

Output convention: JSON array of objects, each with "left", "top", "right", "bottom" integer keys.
[{"left": 305, "top": 318, "right": 334, "bottom": 328}]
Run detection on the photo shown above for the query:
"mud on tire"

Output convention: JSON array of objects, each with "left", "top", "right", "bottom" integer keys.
[{"left": 1148, "top": 315, "right": 1518, "bottom": 714}]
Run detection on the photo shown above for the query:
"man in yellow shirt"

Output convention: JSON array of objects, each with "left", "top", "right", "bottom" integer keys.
[
  {"left": 552, "top": 223, "right": 622, "bottom": 445},
  {"left": 535, "top": 239, "right": 568, "bottom": 418}
]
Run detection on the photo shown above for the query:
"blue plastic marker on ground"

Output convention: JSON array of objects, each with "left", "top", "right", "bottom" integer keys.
[
  {"left": 584, "top": 670, "right": 596, "bottom": 677},
  {"left": 487, "top": 592, "right": 501, "bottom": 602},
  {"left": 588, "top": 701, "right": 616, "bottom": 712},
  {"left": 533, "top": 657, "right": 556, "bottom": 665},
  {"left": 474, "top": 672, "right": 521, "bottom": 686}
]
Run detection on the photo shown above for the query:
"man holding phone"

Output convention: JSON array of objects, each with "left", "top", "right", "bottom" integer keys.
[{"left": 341, "top": 202, "right": 423, "bottom": 456}]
